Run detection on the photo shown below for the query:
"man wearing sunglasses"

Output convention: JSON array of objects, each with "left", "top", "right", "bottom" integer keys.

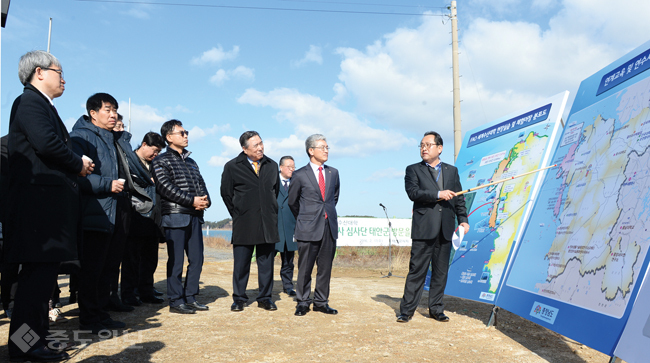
[{"left": 153, "top": 120, "right": 211, "bottom": 314}]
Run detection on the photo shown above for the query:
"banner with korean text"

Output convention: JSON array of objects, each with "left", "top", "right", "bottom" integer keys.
[{"left": 337, "top": 217, "right": 412, "bottom": 247}]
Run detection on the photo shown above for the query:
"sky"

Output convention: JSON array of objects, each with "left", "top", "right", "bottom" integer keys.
[{"left": 2, "top": 0, "right": 650, "bottom": 223}]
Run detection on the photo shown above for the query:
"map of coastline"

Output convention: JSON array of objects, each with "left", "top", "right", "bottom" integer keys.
[{"left": 506, "top": 75, "right": 650, "bottom": 318}]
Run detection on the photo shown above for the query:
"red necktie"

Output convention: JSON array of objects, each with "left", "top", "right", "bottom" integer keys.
[
  {"left": 319, "top": 166, "right": 327, "bottom": 219},
  {"left": 318, "top": 167, "right": 325, "bottom": 200}
]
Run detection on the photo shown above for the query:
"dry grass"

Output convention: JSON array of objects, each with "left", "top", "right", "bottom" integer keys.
[{"left": 204, "top": 236, "right": 410, "bottom": 270}]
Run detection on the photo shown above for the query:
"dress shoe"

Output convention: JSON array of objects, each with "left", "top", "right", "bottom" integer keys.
[
  {"left": 430, "top": 311, "right": 450, "bottom": 322},
  {"left": 187, "top": 301, "right": 209, "bottom": 311},
  {"left": 313, "top": 304, "right": 338, "bottom": 315},
  {"left": 396, "top": 314, "right": 412, "bottom": 323},
  {"left": 122, "top": 296, "right": 143, "bottom": 306},
  {"left": 294, "top": 305, "right": 310, "bottom": 316},
  {"left": 9, "top": 345, "right": 69, "bottom": 362},
  {"left": 140, "top": 295, "right": 165, "bottom": 304},
  {"left": 257, "top": 300, "right": 277, "bottom": 311},
  {"left": 101, "top": 317, "right": 126, "bottom": 329},
  {"left": 79, "top": 322, "right": 109, "bottom": 335},
  {"left": 284, "top": 288, "right": 297, "bottom": 297},
  {"left": 170, "top": 303, "right": 196, "bottom": 314},
  {"left": 153, "top": 288, "right": 164, "bottom": 297},
  {"left": 231, "top": 301, "right": 245, "bottom": 312}
]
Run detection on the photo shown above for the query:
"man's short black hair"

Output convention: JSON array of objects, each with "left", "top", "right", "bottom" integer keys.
[
  {"left": 86, "top": 93, "right": 118, "bottom": 118},
  {"left": 142, "top": 132, "right": 166, "bottom": 149},
  {"left": 423, "top": 131, "right": 443, "bottom": 146},
  {"left": 160, "top": 119, "right": 183, "bottom": 144},
  {"left": 279, "top": 155, "right": 294, "bottom": 166},
  {"left": 239, "top": 131, "right": 260, "bottom": 148}
]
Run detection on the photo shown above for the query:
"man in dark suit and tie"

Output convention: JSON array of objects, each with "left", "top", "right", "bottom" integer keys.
[
  {"left": 288, "top": 134, "right": 340, "bottom": 316},
  {"left": 221, "top": 131, "right": 280, "bottom": 312},
  {"left": 5, "top": 50, "right": 93, "bottom": 362},
  {"left": 276, "top": 156, "right": 298, "bottom": 296},
  {"left": 397, "top": 131, "right": 469, "bottom": 323}
]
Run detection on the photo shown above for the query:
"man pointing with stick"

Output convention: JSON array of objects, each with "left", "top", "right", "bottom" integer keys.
[{"left": 397, "top": 131, "right": 469, "bottom": 323}]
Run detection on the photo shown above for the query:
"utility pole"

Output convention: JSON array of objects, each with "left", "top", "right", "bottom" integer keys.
[
  {"left": 47, "top": 18, "right": 52, "bottom": 53},
  {"left": 450, "top": 1, "right": 461, "bottom": 162}
]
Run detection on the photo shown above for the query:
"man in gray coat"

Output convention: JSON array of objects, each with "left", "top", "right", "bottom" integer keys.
[
  {"left": 288, "top": 134, "right": 340, "bottom": 316},
  {"left": 276, "top": 156, "right": 297, "bottom": 296}
]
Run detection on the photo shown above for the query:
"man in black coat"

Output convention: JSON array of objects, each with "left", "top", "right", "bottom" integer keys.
[
  {"left": 396, "top": 131, "right": 469, "bottom": 324},
  {"left": 153, "top": 120, "right": 211, "bottom": 314},
  {"left": 221, "top": 131, "right": 280, "bottom": 312},
  {"left": 5, "top": 50, "right": 93, "bottom": 362},
  {"left": 288, "top": 134, "right": 340, "bottom": 316}
]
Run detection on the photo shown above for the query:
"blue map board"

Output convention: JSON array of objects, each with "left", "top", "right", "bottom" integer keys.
[
  {"left": 439, "top": 92, "right": 567, "bottom": 304},
  {"left": 496, "top": 40, "right": 650, "bottom": 355}
]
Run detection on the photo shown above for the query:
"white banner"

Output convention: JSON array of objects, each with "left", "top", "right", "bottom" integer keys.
[{"left": 336, "top": 217, "right": 412, "bottom": 246}]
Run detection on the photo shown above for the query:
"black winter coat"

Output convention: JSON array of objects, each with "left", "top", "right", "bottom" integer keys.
[
  {"left": 4, "top": 85, "right": 83, "bottom": 263},
  {"left": 153, "top": 147, "right": 210, "bottom": 217},
  {"left": 220, "top": 152, "right": 280, "bottom": 246}
]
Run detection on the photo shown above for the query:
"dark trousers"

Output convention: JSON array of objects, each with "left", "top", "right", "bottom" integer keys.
[
  {"left": 78, "top": 199, "right": 130, "bottom": 325},
  {"left": 121, "top": 234, "right": 159, "bottom": 300},
  {"left": 277, "top": 249, "right": 295, "bottom": 291},
  {"left": 232, "top": 243, "right": 275, "bottom": 303},
  {"left": 165, "top": 216, "right": 204, "bottom": 307},
  {"left": 107, "top": 200, "right": 131, "bottom": 299},
  {"left": 8, "top": 262, "right": 58, "bottom": 357},
  {"left": 296, "top": 219, "right": 336, "bottom": 308},
  {"left": 1, "top": 262, "right": 19, "bottom": 311},
  {"left": 399, "top": 235, "right": 451, "bottom": 316}
]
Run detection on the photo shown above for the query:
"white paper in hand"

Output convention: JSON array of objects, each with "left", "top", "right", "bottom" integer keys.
[{"left": 452, "top": 227, "right": 465, "bottom": 251}]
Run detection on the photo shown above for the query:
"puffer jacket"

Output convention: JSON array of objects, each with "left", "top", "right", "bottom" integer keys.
[
  {"left": 153, "top": 146, "right": 210, "bottom": 216},
  {"left": 71, "top": 115, "right": 133, "bottom": 233}
]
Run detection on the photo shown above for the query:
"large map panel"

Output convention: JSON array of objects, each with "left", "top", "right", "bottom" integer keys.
[
  {"left": 497, "top": 41, "right": 650, "bottom": 355},
  {"left": 442, "top": 92, "right": 568, "bottom": 303}
]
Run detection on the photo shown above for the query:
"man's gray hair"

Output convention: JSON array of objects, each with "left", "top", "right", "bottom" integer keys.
[
  {"left": 18, "top": 50, "right": 60, "bottom": 86},
  {"left": 305, "top": 134, "right": 326, "bottom": 157}
]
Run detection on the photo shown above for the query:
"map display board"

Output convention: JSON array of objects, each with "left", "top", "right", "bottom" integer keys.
[
  {"left": 440, "top": 92, "right": 568, "bottom": 301},
  {"left": 497, "top": 41, "right": 650, "bottom": 355}
]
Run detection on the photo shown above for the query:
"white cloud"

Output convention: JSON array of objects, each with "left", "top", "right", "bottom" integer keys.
[
  {"left": 210, "top": 66, "right": 255, "bottom": 86},
  {"left": 208, "top": 135, "right": 243, "bottom": 167},
  {"left": 123, "top": 4, "right": 153, "bottom": 19},
  {"left": 365, "top": 167, "right": 405, "bottom": 182},
  {"left": 238, "top": 88, "right": 412, "bottom": 157},
  {"left": 191, "top": 45, "right": 240, "bottom": 65},
  {"left": 189, "top": 124, "right": 231, "bottom": 141},
  {"left": 117, "top": 101, "right": 169, "bottom": 142},
  {"left": 329, "top": 1, "right": 650, "bottom": 149},
  {"left": 292, "top": 45, "right": 323, "bottom": 67}
]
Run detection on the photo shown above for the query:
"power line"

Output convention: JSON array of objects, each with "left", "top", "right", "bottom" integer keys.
[
  {"left": 271, "top": 0, "right": 447, "bottom": 10},
  {"left": 74, "top": 0, "right": 448, "bottom": 17}
]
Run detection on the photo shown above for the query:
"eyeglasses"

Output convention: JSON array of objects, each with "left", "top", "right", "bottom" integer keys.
[
  {"left": 419, "top": 143, "right": 438, "bottom": 149},
  {"left": 282, "top": 166, "right": 296, "bottom": 171},
  {"left": 312, "top": 146, "right": 330, "bottom": 151},
  {"left": 43, "top": 67, "right": 64, "bottom": 79},
  {"left": 170, "top": 130, "right": 189, "bottom": 137}
]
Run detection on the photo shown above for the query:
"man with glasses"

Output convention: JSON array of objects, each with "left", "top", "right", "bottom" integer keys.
[
  {"left": 276, "top": 156, "right": 298, "bottom": 296},
  {"left": 396, "top": 131, "right": 469, "bottom": 323},
  {"left": 121, "top": 132, "right": 166, "bottom": 307},
  {"left": 221, "top": 131, "right": 280, "bottom": 312},
  {"left": 153, "top": 120, "right": 210, "bottom": 314},
  {"left": 6, "top": 50, "right": 93, "bottom": 362},
  {"left": 288, "top": 134, "right": 340, "bottom": 316}
]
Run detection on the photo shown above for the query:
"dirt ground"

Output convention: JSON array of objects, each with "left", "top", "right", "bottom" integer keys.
[{"left": 0, "top": 244, "right": 617, "bottom": 363}]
